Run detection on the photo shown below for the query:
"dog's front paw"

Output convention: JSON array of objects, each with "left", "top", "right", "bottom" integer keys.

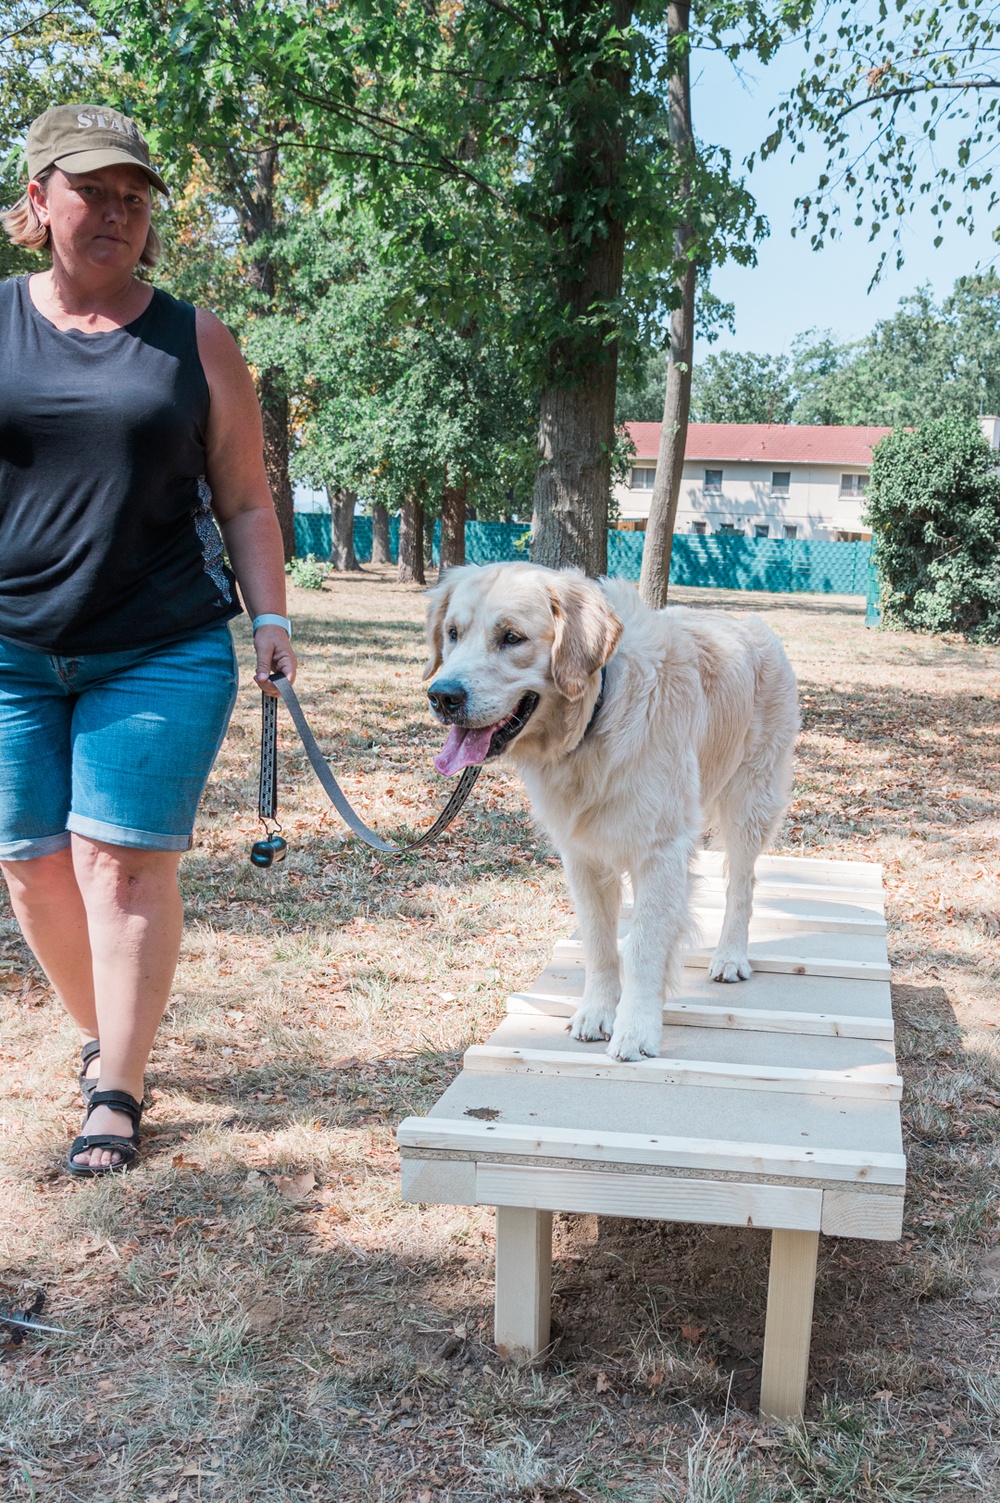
[
  {"left": 709, "top": 950, "right": 753, "bottom": 983},
  {"left": 569, "top": 998, "right": 618, "bottom": 1042},
  {"left": 606, "top": 1009, "right": 663, "bottom": 1062}
]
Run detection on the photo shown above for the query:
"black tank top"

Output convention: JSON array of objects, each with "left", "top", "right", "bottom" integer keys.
[{"left": 0, "top": 276, "right": 241, "bottom": 654}]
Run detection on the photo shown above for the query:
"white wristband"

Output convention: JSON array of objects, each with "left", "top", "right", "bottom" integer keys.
[{"left": 252, "top": 613, "right": 292, "bottom": 637}]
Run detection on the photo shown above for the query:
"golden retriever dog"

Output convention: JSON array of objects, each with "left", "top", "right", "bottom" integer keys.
[{"left": 424, "top": 562, "right": 799, "bottom": 1062}]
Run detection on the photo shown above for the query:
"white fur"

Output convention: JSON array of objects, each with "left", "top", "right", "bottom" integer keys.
[{"left": 425, "top": 563, "right": 799, "bottom": 1062}]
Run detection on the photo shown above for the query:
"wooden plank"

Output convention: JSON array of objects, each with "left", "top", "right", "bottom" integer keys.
[
  {"left": 510, "top": 962, "right": 894, "bottom": 1025},
  {"left": 690, "top": 903, "right": 886, "bottom": 937},
  {"left": 694, "top": 851, "right": 883, "bottom": 889},
  {"left": 494, "top": 1207, "right": 551, "bottom": 1362},
  {"left": 682, "top": 950, "right": 892, "bottom": 982},
  {"left": 551, "top": 936, "right": 891, "bottom": 982},
  {"left": 400, "top": 1157, "right": 476, "bottom": 1206},
  {"left": 759, "top": 1229, "right": 820, "bottom": 1421},
  {"left": 477, "top": 1163, "right": 822, "bottom": 1231},
  {"left": 692, "top": 879, "right": 885, "bottom": 908},
  {"left": 821, "top": 1189, "right": 905, "bottom": 1240},
  {"left": 397, "top": 1116, "right": 908, "bottom": 1186},
  {"left": 506, "top": 992, "right": 894, "bottom": 1042},
  {"left": 463, "top": 1043, "right": 902, "bottom": 1102}
]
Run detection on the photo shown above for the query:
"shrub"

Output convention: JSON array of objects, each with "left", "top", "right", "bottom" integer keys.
[
  {"left": 285, "top": 553, "right": 329, "bottom": 590},
  {"left": 865, "top": 417, "right": 1000, "bottom": 642}
]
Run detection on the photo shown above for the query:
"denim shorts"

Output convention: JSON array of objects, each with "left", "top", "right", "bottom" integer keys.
[{"left": 0, "top": 624, "right": 239, "bottom": 859}]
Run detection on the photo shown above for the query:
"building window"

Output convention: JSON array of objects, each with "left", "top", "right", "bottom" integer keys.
[
  {"left": 717, "top": 522, "right": 740, "bottom": 535},
  {"left": 840, "top": 473, "right": 867, "bottom": 497},
  {"left": 704, "top": 469, "right": 723, "bottom": 494},
  {"left": 783, "top": 524, "right": 798, "bottom": 540},
  {"left": 630, "top": 467, "right": 656, "bottom": 489},
  {"left": 771, "top": 471, "right": 791, "bottom": 497},
  {"left": 691, "top": 521, "right": 706, "bottom": 535},
  {"left": 754, "top": 523, "right": 770, "bottom": 539}
]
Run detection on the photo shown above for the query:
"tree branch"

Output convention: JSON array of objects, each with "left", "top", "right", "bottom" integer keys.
[
  {"left": 0, "top": 6, "right": 59, "bottom": 47},
  {"left": 836, "top": 76, "right": 1000, "bottom": 121}
]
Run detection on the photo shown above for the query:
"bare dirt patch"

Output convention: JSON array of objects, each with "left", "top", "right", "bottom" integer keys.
[{"left": 1, "top": 568, "right": 998, "bottom": 1500}]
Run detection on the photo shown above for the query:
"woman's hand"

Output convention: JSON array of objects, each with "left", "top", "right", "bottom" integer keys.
[{"left": 254, "top": 626, "right": 296, "bottom": 695}]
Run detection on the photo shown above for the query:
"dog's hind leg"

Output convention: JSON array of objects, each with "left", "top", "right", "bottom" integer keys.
[
  {"left": 564, "top": 854, "right": 623, "bottom": 1043},
  {"left": 708, "top": 741, "right": 794, "bottom": 984}
]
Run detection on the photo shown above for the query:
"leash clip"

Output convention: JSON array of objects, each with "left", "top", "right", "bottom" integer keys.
[{"left": 250, "top": 825, "right": 287, "bottom": 869}]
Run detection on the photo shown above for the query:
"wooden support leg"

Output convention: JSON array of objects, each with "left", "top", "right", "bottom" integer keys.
[
  {"left": 494, "top": 1206, "right": 552, "bottom": 1361},
  {"left": 759, "top": 1228, "right": 819, "bottom": 1422}
]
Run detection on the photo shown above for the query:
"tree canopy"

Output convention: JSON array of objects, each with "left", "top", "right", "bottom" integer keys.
[{"left": 690, "top": 350, "right": 795, "bottom": 424}]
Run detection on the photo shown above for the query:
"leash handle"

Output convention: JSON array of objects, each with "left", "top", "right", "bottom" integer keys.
[
  {"left": 251, "top": 690, "right": 288, "bottom": 867},
  {"left": 258, "top": 691, "right": 279, "bottom": 822},
  {"left": 267, "top": 671, "right": 480, "bottom": 856}
]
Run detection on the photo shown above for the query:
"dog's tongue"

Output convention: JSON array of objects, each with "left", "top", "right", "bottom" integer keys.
[{"left": 435, "top": 724, "right": 497, "bottom": 776}]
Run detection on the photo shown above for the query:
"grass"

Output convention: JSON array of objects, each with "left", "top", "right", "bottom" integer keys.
[{"left": 1, "top": 565, "right": 1000, "bottom": 1500}]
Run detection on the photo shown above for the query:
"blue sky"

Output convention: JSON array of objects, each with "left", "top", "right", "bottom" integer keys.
[{"left": 691, "top": 35, "right": 999, "bottom": 360}]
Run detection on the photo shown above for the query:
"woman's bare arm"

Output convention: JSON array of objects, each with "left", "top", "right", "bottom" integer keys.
[{"left": 196, "top": 307, "right": 296, "bottom": 691}]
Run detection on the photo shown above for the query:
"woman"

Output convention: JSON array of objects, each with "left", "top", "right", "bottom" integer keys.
[{"left": 0, "top": 104, "right": 296, "bottom": 1175}]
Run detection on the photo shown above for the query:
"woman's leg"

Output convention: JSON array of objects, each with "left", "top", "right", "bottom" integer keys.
[
  {"left": 68, "top": 836, "right": 183, "bottom": 1169},
  {"left": 0, "top": 847, "right": 98, "bottom": 1041}
]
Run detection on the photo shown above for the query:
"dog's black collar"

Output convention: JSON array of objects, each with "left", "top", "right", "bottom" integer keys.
[{"left": 582, "top": 665, "right": 608, "bottom": 741}]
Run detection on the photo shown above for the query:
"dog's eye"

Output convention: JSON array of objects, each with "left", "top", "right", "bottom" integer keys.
[
  {"left": 446, "top": 625, "right": 458, "bottom": 642},
  {"left": 500, "top": 630, "right": 525, "bottom": 647}
]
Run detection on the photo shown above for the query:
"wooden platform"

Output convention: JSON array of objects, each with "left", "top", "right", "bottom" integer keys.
[{"left": 397, "top": 852, "right": 905, "bottom": 1421}]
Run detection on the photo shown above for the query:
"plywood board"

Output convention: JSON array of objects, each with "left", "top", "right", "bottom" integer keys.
[
  {"left": 398, "top": 1112, "right": 906, "bottom": 1185},
  {"left": 694, "top": 850, "right": 883, "bottom": 890},
  {"left": 690, "top": 878, "right": 885, "bottom": 911},
  {"left": 416, "top": 1066, "right": 905, "bottom": 1176},
  {"left": 552, "top": 934, "right": 891, "bottom": 983},
  {"left": 690, "top": 897, "right": 886, "bottom": 937},
  {"left": 510, "top": 961, "right": 894, "bottom": 1032},
  {"left": 464, "top": 1044, "right": 901, "bottom": 1102},
  {"left": 508, "top": 993, "right": 893, "bottom": 1042},
  {"left": 488, "top": 1014, "right": 898, "bottom": 1074}
]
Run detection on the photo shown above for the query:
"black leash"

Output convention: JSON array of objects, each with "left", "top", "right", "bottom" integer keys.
[{"left": 251, "top": 672, "right": 481, "bottom": 867}]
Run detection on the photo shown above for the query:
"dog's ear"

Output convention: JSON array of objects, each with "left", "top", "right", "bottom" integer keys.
[
  {"left": 548, "top": 572, "right": 623, "bottom": 700},
  {"left": 423, "top": 567, "right": 462, "bottom": 681}
]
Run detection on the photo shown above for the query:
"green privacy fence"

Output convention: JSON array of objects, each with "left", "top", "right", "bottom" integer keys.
[{"left": 293, "top": 514, "right": 872, "bottom": 597}]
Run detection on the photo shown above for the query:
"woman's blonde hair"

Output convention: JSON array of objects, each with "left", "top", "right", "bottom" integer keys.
[{"left": 1, "top": 166, "right": 162, "bottom": 267}]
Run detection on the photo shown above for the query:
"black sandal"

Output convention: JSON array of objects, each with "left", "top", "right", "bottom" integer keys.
[
  {"left": 78, "top": 1039, "right": 100, "bottom": 1103},
  {"left": 66, "top": 1089, "right": 143, "bottom": 1177}
]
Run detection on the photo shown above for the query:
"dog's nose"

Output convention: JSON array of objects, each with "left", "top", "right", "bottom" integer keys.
[{"left": 428, "top": 680, "right": 468, "bottom": 720}]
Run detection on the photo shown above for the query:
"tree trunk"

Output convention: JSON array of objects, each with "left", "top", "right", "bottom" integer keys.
[
  {"left": 530, "top": 0, "right": 632, "bottom": 578},
  {"left": 639, "top": 1, "right": 695, "bottom": 611},
  {"left": 259, "top": 371, "right": 295, "bottom": 562},
  {"left": 398, "top": 497, "right": 425, "bottom": 585},
  {"left": 327, "top": 486, "right": 360, "bottom": 570},
  {"left": 371, "top": 502, "right": 391, "bottom": 563},
  {"left": 440, "top": 477, "right": 467, "bottom": 569},
  {"left": 424, "top": 512, "right": 435, "bottom": 569},
  {"left": 235, "top": 145, "right": 296, "bottom": 562}
]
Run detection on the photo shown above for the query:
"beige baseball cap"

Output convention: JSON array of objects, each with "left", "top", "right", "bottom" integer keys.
[{"left": 26, "top": 104, "right": 168, "bottom": 195}]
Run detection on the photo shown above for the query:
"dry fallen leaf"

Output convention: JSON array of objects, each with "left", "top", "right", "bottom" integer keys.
[
  {"left": 171, "top": 1153, "right": 203, "bottom": 1173},
  {"left": 595, "top": 1370, "right": 611, "bottom": 1393},
  {"left": 680, "top": 1323, "right": 707, "bottom": 1343},
  {"left": 272, "top": 1171, "right": 318, "bottom": 1202}
]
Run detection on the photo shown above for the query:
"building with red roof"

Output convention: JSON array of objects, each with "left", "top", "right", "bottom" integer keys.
[{"left": 616, "top": 422, "right": 899, "bottom": 540}]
